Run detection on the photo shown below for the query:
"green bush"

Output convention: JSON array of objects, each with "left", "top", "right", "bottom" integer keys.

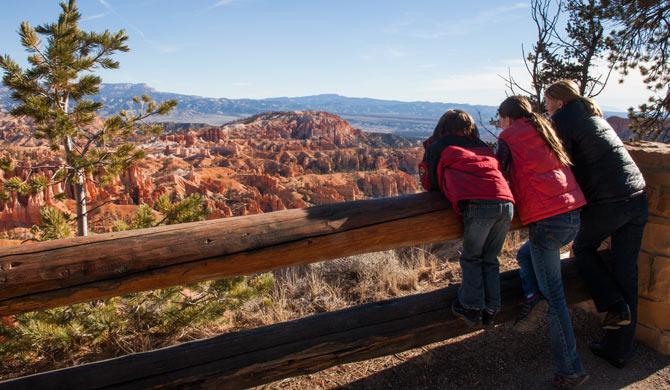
[{"left": 0, "top": 274, "right": 274, "bottom": 366}]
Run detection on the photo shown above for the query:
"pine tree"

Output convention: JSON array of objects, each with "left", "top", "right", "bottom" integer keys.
[
  {"left": 604, "top": 0, "right": 670, "bottom": 141},
  {"left": 31, "top": 207, "right": 73, "bottom": 241},
  {"left": 502, "top": 0, "right": 612, "bottom": 111},
  {"left": 112, "top": 193, "right": 209, "bottom": 231},
  {"left": 553, "top": 0, "right": 611, "bottom": 97},
  {"left": 0, "top": 0, "right": 177, "bottom": 236}
]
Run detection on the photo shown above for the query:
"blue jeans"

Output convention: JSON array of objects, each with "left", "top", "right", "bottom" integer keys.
[
  {"left": 458, "top": 200, "right": 514, "bottom": 312},
  {"left": 573, "top": 193, "right": 648, "bottom": 360},
  {"left": 516, "top": 210, "right": 585, "bottom": 377}
]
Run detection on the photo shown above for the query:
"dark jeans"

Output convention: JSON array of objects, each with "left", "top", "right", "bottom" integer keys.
[
  {"left": 517, "top": 210, "right": 584, "bottom": 377},
  {"left": 458, "top": 200, "right": 514, "bottom": 312},
  {"left": 573, "top": 193, "right": 649, "bottom": 360}
]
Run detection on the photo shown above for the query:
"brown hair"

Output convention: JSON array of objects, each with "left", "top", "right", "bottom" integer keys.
[
  {"left": 432, "top": 109, "right": 480, "bottom": 139},
  {"left": 545, "top": 79, "right": 603, "bottom": 117},
  {"left": 498, "top": 96, "right": 572, "bottom": 166}
]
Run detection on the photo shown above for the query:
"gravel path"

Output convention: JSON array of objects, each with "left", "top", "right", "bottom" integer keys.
[{"left": 264, "top": 308, "right": 670, "bottom": 389}]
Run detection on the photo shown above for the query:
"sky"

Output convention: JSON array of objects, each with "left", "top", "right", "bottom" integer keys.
[{"left": 0, "top": 0, "right": 650, "bottom": 110}]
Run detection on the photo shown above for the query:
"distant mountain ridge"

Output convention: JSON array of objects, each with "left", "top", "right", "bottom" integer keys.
[
  {"left": 90, "top": 83, "right": 496, "bottom": 117},
  {"left": 0, "top": 83, "right": 501, "bottom": 140},
  {"left": 0, "top": 83, "right": 628, "bottom": 142}
]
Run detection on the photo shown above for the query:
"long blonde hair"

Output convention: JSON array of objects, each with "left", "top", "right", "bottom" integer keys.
[
  {"left": 498, "top": 96, "right": 572, "bottom": 166},
  {"left": 545, "top": 79, "right": 603, "bottom": 117}
]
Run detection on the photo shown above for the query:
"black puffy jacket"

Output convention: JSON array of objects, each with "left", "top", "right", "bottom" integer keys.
[{"left": 551, "top": 100, "right": 646, "bottom": 204}]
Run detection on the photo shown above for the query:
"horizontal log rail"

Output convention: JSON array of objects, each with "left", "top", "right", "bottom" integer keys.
[
  {"left": 0, "top": 258, "right": 592, "bottom": 389},
  {"left": 0, "top": 192, "right": 511, "bottom": 315}
]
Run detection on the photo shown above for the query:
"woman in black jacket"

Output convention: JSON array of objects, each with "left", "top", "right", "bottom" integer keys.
[{"left": 544, "top": 80, "right": 648, "bottom": 369}]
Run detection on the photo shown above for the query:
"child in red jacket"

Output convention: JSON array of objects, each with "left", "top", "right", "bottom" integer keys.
[
  {"left": 496, "top": 96, "right": 587, "bottom": 386},
  {"left": 420, "top": 109, "right": 514, "bottom": 326}
]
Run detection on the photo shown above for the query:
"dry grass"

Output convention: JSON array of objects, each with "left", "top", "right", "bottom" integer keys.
[
  {"left": 232, "top": 230, "right": 530, "bottom": 333},
  {"left": 233, "top": 246, "right": 443, "bottom": 329}
]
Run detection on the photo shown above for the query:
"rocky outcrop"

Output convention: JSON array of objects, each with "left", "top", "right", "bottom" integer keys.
[
  {"left": 607, "top": 116, "right": 635, "bottom": 141},
  {"left": 0, "top": 111, "right": 421, "bottom": 235},
  {"left": 0, "top": 113, "right": 45, "bottom": 147},
  {"left": 222, "top": 111, "right": 360, "bottom": 146}
]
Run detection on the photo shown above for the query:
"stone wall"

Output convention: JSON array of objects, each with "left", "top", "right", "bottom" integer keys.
[{"left": 627, "top": 141, "right": 670, "bottom": 355}]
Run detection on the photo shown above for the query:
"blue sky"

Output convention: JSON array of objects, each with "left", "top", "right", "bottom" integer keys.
[{"left": 0, "top": 0, "right": 648, "bottom": 109}]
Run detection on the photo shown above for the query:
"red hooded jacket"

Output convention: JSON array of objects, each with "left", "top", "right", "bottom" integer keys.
[
  {"left": 499, "top": 118, "right": 586, "bottom": 225},
  {"left": 420, "top": 135, "right": 514, "bottom": 214}
]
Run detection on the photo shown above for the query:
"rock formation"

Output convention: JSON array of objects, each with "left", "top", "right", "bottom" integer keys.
[{"left": 0, "top": 111, "right": 422, "bottom": 236}]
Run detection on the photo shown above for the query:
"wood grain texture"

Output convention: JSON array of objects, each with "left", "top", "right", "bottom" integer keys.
[{"left": 0, "top": 192, "right": 464, "bottom": 314}]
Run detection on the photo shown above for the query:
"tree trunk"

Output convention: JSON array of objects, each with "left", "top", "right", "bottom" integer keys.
[
  {"left": 64, "top": 135, "right": 88, "bottom": 237},
  {"left": 74, "top": 174, "right": 88, "bottom": 237}
]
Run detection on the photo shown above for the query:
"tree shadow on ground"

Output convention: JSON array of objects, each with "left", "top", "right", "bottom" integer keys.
[{"left": 338, "top": 308, "right": 670, "bottom": 389}]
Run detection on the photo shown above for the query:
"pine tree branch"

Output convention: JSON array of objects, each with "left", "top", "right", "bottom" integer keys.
[
  {"left": 14, "top": 164, "right": 67, "bottom": 170},
  {"left": 80, "top": 110, "right": 163, "bottom": 157}
]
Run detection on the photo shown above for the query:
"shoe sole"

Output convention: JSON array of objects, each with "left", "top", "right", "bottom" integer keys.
[
  {"left": 514, "top": 299, "right": 548, "bottom": 333},
  {"left": 601, "top": 319, "right": 632, "bottom": 330},
  {"left": 452, "top": 306, "right": 479, "bottom": 327}
]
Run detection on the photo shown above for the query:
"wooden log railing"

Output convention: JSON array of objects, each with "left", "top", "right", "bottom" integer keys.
[
  {"left": 0, "top": 192, "right": 465, "bottom": 315},
  {"left": 0, "top": 192, "right": 592, "bottom": 389}
]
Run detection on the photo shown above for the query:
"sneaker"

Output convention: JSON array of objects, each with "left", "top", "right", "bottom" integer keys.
[
  {"left": 482, "top": 309, "right": 497, "bottom": 328},
  {"left": 552, "top": 373, "right": 589, "bottom": 388},
  {"left": 601, "top": 304, "right": 631, "bottom": 330},
  {"left": 589, "top": 341, "right": 626, "bottom": 369},
  {"left": 452, "top": 299, "right": 481, "bottom": 327},
  {"left": 514, "top": 295, "right": 548, "bottom": 332}
]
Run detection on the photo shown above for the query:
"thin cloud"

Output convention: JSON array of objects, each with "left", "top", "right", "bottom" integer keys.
[
  {"left": 386, "top": 48, "right": 406, "bottom": 58},
  {"left": 155, "top": 44, "right": 179, "bottom": 54},
  {"left": 82, "top": 12, "right": 109, "bottom": 22},
  {"left": 209, "top": 0, "right": 235, "bottom": 9},
  {"left": 403, "top": 2, "right": 531, "bottom": 39},
  {"left": 97, "top": 0, "right": 111, "bottom": 10},
  {"left": 423, "top": 62, "right": 530, "bottom": 104},
  {"left": 382, "top": 16, "right": 416, "bottom": 34},
  {"left": 96, "top": 0, "right": 178, "bottom": 54}
]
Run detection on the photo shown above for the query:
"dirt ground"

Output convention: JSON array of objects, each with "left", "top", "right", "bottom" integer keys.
[
  {"left": 260, "top": 307, "right": 670, "bottom": 390},
  {"left": 251, "top": 235, "right": 670, "bottom": 390}
]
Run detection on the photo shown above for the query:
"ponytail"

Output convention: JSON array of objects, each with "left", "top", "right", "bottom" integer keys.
[
  {"left": 527, "top": 112, "right": 572, "bottom": 166},
  {"left": 498, "top": 95, "right": 572, "bottom": 167},
  {"left": 577, "top": 96, "right": 603, "bottom": 118}
]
